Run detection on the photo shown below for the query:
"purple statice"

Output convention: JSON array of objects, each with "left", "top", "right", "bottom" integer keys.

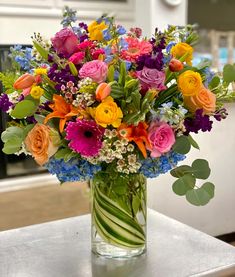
[
  {"left": 184, "top": 109, "right": 213, "bottom": 135},
  {"left": 47, "top": 63, "right": 76, "bottom": 91},
  {"left": 214, "top": 108, "right": 228, "bottom": 121},
  {"left": 0, "top": 94, "right": 13, "bottom": 112}
]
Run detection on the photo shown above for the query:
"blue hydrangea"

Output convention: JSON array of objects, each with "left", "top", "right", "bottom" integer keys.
[
  {"left": 45, "top": 157, "right": 101, "bottom": 183},
  {"left": 139, "top": 151, "right": 186, "bottom": 178}
]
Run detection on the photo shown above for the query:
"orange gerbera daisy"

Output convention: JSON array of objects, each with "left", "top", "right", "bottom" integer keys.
[
  {"left": 44, "top": 94, "right": 80, "bottom": 133},
  {"left": 118, "top": 122, "right": 151, "bottom": 158}
]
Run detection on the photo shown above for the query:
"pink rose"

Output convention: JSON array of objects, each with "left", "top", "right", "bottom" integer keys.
[
  {"left": 137, "top": 67, "right": 166, "bottom": 91},
  {"left": 147, "top": 122, "right": 175, "bottom": 158},
  {"left": 69, "top": 52, "right": 85, "bottom": 64},
  {"left": 51, "top": 28, "right": 78, "bottom": 56},
  {"left": 79, "top": 60, "right": 108, "bottom": 83}
]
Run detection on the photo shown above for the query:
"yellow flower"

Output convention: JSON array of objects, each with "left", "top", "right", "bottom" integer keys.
[
  {"left": 90, "top": 96, "right": 123, "bottom": 128},
  {"left": 34, "top": 68, "right": 47, "bottom": 76},
  {"left": 171, "top": 42, "right": 193, "bottom": 65},
  {"left": 30, "top": 85, "right": 44, "bottom": 99},
  {"left": 178, "top": 70, "right": 202, "bottom": 97},
  {"left": 88, "top": 21, "right": 107, "bottom": 41}
]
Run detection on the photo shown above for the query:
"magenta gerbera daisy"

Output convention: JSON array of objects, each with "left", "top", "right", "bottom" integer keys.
[{"left": 65, "top": 119, "right": 104, "bottom": 157}]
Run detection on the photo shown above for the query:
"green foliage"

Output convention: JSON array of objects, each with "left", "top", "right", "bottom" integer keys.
[
  {"left": 68, "top": 62, "right": 78, "bottom": 76},
  {"left": 223, "top": 64, "right": 235, "bottom": 84},
  {"left": 54, "top": 147, "right": 79, "bottom": 162},
  {"left": 11, "top": 99, "right": 39, "bottom": 119},
  {"left": 209, "top": 76, "right": 220, "bottom": 90},
  {"left": 33, "top": 41, "right": 49, "bottom": 61},
  {"left": 173, "top": 135, "right": 191, "bottom": 154},
  {"left": 171, "top": 159, "right": 214, "bottom": 206},
  {"left": 107, "top": 65, "right": 115, "bottom": 82},
  {"left": 186, "top": 182, "right": 215, "bottom": 206},
  {"left": 0, "top": 72, "right": 17, "bottom": 94}
]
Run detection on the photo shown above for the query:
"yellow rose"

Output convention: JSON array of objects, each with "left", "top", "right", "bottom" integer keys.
[
  {"left": 30, "top": 85, "right": 44, "bottom": 99},
  {"left": 88, "top": 21, "right": 107, "bottom": 41},
  {"left": 178, "top": 70, "right": 202, "bottom": 96},
  {"left": 171, "top": 42, "right": 193, "bottom": 65},
  {"left": 91, "top": 96, "right": 123, "bottom": 128},
  {"left": 184, "top": 86, "right": 216, "bottom": 114}
]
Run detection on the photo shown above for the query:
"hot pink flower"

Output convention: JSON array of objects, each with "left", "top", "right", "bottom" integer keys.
[
  {"left": 65, "top": 119, "right": 104, "bottom": 157},
  {"left": 137, "top": 67, "right": 166, "bottom": 91},
  {"left": 79, "top": 60, "right": 108, "bottom": 83},
  {"left": 76, "top": 41, "right": 95, "bottom": 51},
  {"left": 121, "top": 37, "right": 152, "bottom": 62},
  {"left": 147, "top": 122, "right": 175, "bottom": 158},
  {"left": 51, "top": 28, "right": 78, "bottom": 56},
  {"left": 69, "top": 52, "right": 85, "bottom": 64},
  {"left": 91, "top": 49, "right": 105, "bottom": 60}
]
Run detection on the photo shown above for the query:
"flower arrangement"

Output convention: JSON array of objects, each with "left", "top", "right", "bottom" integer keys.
[{"left": 0, "top": 8, "right": 234, "bottom": 205}]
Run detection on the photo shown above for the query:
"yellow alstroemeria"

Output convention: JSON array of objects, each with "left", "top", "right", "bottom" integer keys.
[{"left": 88, "top": 20, "right": 108, "bottom": 41}]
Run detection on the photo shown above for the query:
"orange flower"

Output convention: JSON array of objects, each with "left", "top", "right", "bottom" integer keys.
[
  {"left": 13, "top": 73, "right": 35, "bottom": 90},
  {"left": 44, "top": 94, "right": 80, "bottom": 133},
  {"left": 118, "top": 122, "right": 151, "bottom": 158},
  {"left": 95, "top": 82, "right": 111, "bottom": 101}
]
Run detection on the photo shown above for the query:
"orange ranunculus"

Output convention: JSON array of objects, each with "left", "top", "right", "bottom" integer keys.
[
  {"left": 171, "top": 42, "right": 193, "bottom": 65},
  {"left": 24, "top": 124, "right": 59, "bottom": 166},
  {"left": 95, "top": 82, "right": 111, "bottom": 101},
  {"left": 13, "top": 73, "right": 35, "bottom": 90},
  {"left": 44, "top": 94, "right": 80, "bottom": 133},
  {"left": 184, "top": 86, "right": 216, "bottom": 114},
  {"left": 178, "top": 70, "right": 202, "bottom": 97},
  {"left": 118, "top": 122, "right": 151, "bottom": 158}
]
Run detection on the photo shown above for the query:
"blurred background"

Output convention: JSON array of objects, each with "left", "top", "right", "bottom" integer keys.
[{"left": 0, "top": 0, "right": 234, "bottom": 245}]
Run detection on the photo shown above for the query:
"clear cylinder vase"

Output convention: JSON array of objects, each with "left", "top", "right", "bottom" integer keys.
[{"left": 91, "top": 173, "right": 147, "bottom": 258}]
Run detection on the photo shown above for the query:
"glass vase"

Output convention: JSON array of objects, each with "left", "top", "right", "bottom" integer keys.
[{"left": 91, "top": 172, "right": 147, "bottom": 258}]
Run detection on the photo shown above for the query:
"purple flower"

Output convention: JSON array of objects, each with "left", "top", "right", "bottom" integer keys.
[
  {"left": 65, "top": 119, "right": 104, "bottom": 157},
  {"left": 214, "top": 108, "right": 228, "bottom": 121},
  {"left": 0, "top": 94, "right": 13, "bottom": 112},
  {"left": 136, "top": 66, "right": 166, "bottom": 91},
  {"left": 184, "top": 109, "right": 213, "bottom": 135}
]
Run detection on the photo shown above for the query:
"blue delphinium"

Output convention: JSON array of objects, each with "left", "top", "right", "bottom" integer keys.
[
  {"left": 10, "top": 46, "right": 33, "bottom": 71},
  {"left": 140, "top": 151, "right": 185, "bottom": 178},
  {"left": 61, "top": 6, "right": 78, "bottom": 27},
  {"left": 45, "top": 157, "right": 101, "bottom": 183}
]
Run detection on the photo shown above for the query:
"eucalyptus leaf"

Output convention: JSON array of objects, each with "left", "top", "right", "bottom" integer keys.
[
  {"left": 170, "top": 165, "right": 193, "bottom": 178},
  {"left": 188, "top": 135, "right": 200, "bottom": 150},
  {"left": 1, "top": 126, "right": 23, "bottom": 143},
  {"left": 223, "top": 64, "right": 235, "bottom": 84},
  {"left": 186, "top": 182, "right": 215, "bottom": 206},
  {"left": 173, "top": 135, "right": 191, "bottom": 154},
  {"left": 172, "top": 174, "right": 196, "bottom": 196},
  {"left": 191, "top": 159, "right": 211, "bottom": 179}
]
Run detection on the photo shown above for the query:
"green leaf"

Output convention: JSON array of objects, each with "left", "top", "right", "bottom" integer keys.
[
  {"left": 33, "top": 41, "right": 49, "bottom": 60},
  {"left": 34, "top": 114, "right": 45, "bottom": 124},
  {"left": 2, "top": 137, "right": 22, "bottom": 154},
  {"left": 22, "top": 124, "right": 35, "bottom": 139},
  {"left": 132, "top": 195, "right": 141, "bottom": 215},
  {"left": 107, "top": 65, "right": 115, "bottom": 82},
  {"left": 54, "top": 148, "right": 72, "bottom": 159},
  {"left": 170, "top": 165, "right": 193, "bottom": 178},
  {"left": 186, "top": 182, "right": 215, "bottom": 206},
  {"left": 68, "top": 62, "right": 78, "bottom": 76},
  {"left": 110, "top": 82, "right": 124, "bottom": 99},
  {"left": 1, "top": 126, "right": 23, "bottom": 143},
  {"left": 223, "top": 64, "right": 235, "bottom": 84},
  {"left": 191, "top": 159, "right": 211, "bottom": 179},
  {"left": 11, "top": 100, "right": 39, "bottom": 119},
  {"left": 118, "top": 62, "right": 126, "bottom": 87},
  {"left": 209, "top": 76, "right": 220, "bottom": 90},
  {"left": 188, "top": 135, "right": 200, "bottom": 150},
  {"left": 173, "top": 135, "right": 191, "bottom": 154},
  {"left": 172, "top": 174, "right": 196, "bottom": 196}
]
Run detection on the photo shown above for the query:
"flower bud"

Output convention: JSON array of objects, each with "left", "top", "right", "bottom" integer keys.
[
  {"left": 169, "top": 58, "right": 184, "bottom": 72},
  {"left": 13, "top": 73, "right": 35, "bottom": 90}
]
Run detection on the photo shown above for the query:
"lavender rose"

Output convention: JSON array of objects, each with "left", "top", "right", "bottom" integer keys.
[
  {"left": 51, "top": 28, "right": 78, "bottom": 57},
  {"left": 137, "top": 66, "right": 166, "bottom": 91}
]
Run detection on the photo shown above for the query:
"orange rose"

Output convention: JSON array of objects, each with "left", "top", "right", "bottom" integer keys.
[
  {"left": 24, "top": 124, "right": 59, "bottom": 166},
  {"left": 13, "top": 73, "right": 35, "bottom": 90},
  {"left": 184, "top": 86, "right": 216, "bottom": 114}
]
